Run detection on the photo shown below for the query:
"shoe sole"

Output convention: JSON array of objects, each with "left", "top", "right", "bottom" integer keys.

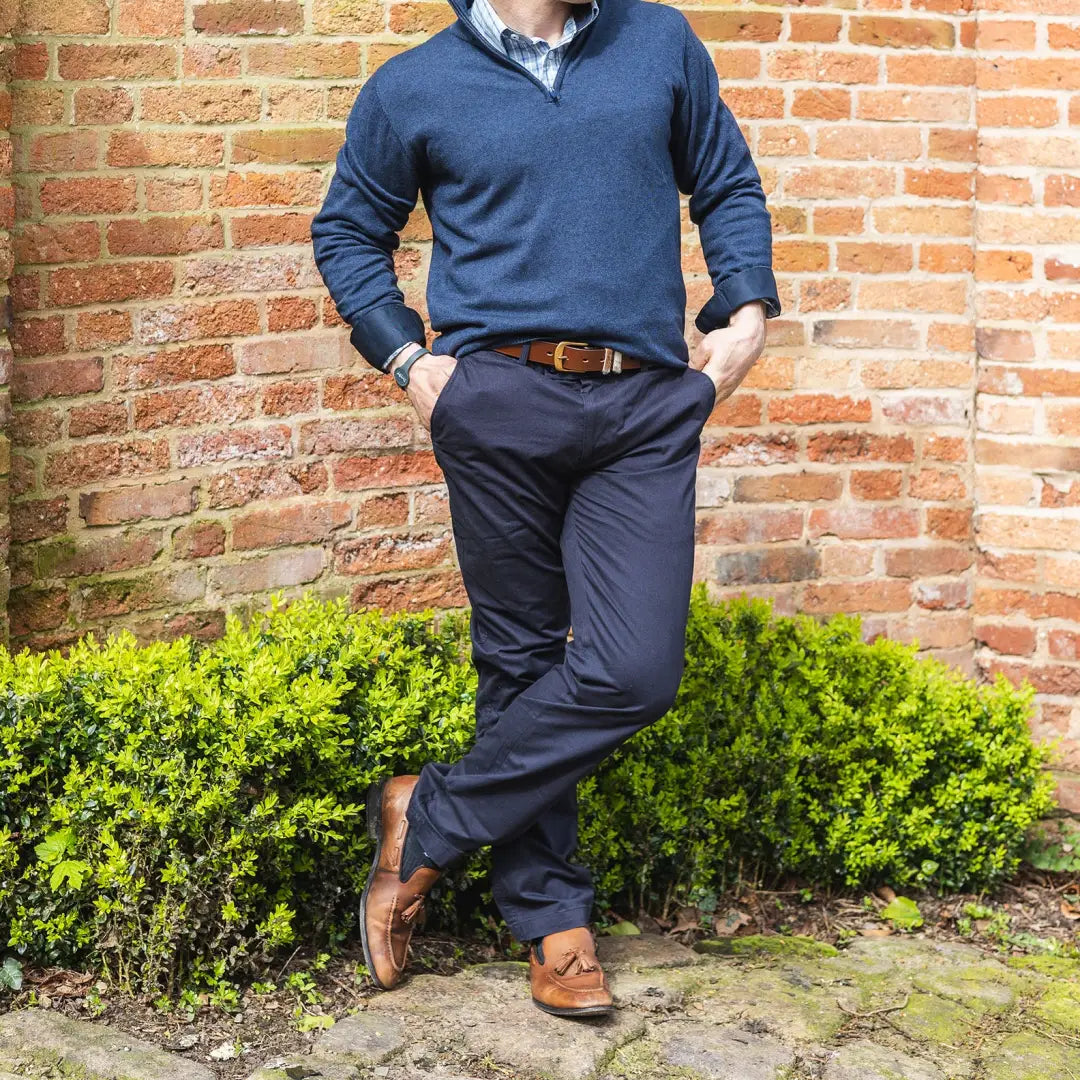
[
  {"left": 359, "top": 776, "right": 393, "bottom": 991},
  {"left": 531, "top": 998, "right": 615, "bottom": 1017}
]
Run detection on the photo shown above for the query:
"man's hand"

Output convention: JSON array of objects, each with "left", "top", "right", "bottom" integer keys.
[
  {"left": 688, "top": 300, "right": 767, "bottom": 405},
  {"left": 390, "top": 348, "right": 458, "bottom": 432}
]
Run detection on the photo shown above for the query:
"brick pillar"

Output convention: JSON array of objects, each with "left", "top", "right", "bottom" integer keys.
[
  {"left": 972, "top": 0, "right": 1080, "bottom": 813},
  {"left": 0, "top": 0, "right": 14, "bottom": 646}
]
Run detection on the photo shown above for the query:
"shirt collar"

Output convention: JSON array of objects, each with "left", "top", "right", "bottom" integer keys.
[{"left": 472, "top": 0, "right": 598, "bottom": 50}]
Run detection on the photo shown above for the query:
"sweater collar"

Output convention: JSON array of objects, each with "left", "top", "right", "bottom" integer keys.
[{"left": 447, "top": 0, "right": 606, "bottom": 45}]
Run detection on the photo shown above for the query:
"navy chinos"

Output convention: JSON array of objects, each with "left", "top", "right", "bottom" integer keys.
[{"left": 404, "top": 347, "right": 716, "bottom": 943}]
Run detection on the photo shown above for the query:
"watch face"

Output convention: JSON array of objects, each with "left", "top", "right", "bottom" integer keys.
[{"left": 394, "top": 369, "right": 408, "bottom": 388}]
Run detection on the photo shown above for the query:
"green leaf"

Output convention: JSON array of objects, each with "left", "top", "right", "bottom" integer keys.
[
  {"left": 599, "top": 920, "right": 641, "bottom": 936},
  {"left": 50, "top": 859, "right": 90, "bottom": 892},
  {"left": 881, "top": 896, "right": 924, "bottom": 931},
  {"left": 296, "top": 1014, "right": 335, "bottom": 1033},
  {"left": 34, "top": 828, "right": 76, "bottom": 866},
  {"left": 0, "top": 958, "right": 22, "bottom": 992}
]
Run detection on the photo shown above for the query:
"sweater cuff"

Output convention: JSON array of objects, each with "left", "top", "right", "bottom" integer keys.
[
  {"left": 349, "top": 301, "right": 427, "bottom": 373},
  {"left": 694, "top": 266, "right": 782, "bottom": 334}
]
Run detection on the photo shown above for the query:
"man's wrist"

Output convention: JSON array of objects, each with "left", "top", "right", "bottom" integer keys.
[{"left": 387, "top": 341, "right": 427, "bottom": 374}]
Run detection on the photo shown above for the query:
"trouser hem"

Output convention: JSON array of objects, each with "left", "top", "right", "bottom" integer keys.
[
  {"left": 405, "top": 789, "right": 467, "bottom": 871},
  {"left": 505, "top": 904, "right": 596, "bottom": 944}
]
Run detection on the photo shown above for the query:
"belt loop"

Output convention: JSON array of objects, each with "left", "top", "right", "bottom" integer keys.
[{"left": 520, "top": 340, "right": 532, "bottom": 365}]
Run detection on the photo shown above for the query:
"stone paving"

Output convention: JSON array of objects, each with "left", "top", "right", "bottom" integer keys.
[{"left": 2, "top": 934, "right": 1079, "bottom": 1080}]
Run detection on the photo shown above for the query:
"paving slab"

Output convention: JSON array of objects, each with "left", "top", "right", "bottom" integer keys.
[
  {"left": 823, "top": 1039, "right": 946, "bottom": 1080},
  {"left": 313, "top": 1013, "right": 407, "bottom": 1067},
  {"left": 0, "top": 1009, "right": 214, "bottom": 1080},
  {"left": 983, "top": 1032, "right": 1079, "bottom": 1080},
  {"left": 654, "top": 1021, "right": 798, "bottom": 1080}
]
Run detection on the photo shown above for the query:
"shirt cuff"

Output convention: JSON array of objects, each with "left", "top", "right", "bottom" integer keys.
[
  {"left": 348, "top": 301, "right": 427, "bottom": 373},
  {"left": 694, "top": 266, "right": 782, "bottom": 334}
]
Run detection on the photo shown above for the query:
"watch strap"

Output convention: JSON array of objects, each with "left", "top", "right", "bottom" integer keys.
[{"left": 393, "top": 346, "right": 431, "bottom": 388}]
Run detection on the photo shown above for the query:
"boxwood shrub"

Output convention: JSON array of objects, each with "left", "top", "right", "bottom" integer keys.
[{"left": 0, "top": 586, "right": 1055, "bottom": 993}]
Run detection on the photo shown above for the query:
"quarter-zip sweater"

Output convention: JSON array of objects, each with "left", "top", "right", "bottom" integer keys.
[{"left": 310, "top": 0, "right": 782, "bottom": 374}]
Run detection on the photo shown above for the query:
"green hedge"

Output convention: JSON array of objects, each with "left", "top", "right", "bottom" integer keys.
[{"left": 0, "top": 587, "right": 1055, "bottom": 994}]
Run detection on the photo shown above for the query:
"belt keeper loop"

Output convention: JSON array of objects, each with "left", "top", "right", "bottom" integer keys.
[
  {"left": 520, "top": 340, "right": 532, "bottom": 365},
  {"left": 601, "top": 348, "right": 612, "bottom": 375}
]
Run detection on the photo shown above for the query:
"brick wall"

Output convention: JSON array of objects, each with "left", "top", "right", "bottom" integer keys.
[
  {"left": 0, "top": 0, "right": 12, "bottom": 645},
  {"left": 6, "top": 1, "right": 1079, "bottom": 798},
  {"left": 972, "top": 2, "right": 1080, "bottom": 812}
]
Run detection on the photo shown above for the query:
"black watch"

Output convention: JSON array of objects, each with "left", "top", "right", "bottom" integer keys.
[{"left": 392, "top": 346, "right": 431, "bottom": 389}]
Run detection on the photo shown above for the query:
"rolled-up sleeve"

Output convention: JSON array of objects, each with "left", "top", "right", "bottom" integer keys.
[{"left": 670, "top": 16, "right": 782, "bottom": 333}]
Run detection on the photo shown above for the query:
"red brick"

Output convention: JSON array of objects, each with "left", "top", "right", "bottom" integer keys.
[
  {"left": 207, "top": 461, "right": 328, "bottom": 508},
  {"left": 44, "top": 440, "right": 170, "bottom": 488},
  {"left": 233, "top": 500, "right": 352, "bottom": 550},
  {"left": 850, "top": 15, "right": 954, "bottom": 49},
  {"left": 976, "top": 622, "right": 1036, "bottom": 656},
  {"left": 212, "top": 548, "right": 324, "bottom": 595},
  {"left": 733, "top": 472, "right": 842, "bottom": 503},
  {"left": 850, "top": 469, "right": 904, "bottom": 500},
  {"left": 40, "top": 177, "right": 137, "bottom": 216},
  {"left": 711, "top": 547, "right": 820, "bottom": 585},
  {"left": 173, "top": 520, "right": 226, "bottom": 559},
  {"left": 68, "top": 401, "right": 128, "bottom": 438},
  {"left": 129, "top": 382, "right": 255, "bottom": 427},
  {"left": 79, "top": 481, "right": 198, "bottom": 525},
  {"left": 696, "top": 509, "right": 804, "bottom": 545},
  {"left": 193, "top": 1, "right": 302, "bottom": 35},
  {"left": 915, "top": 579, "right": 969, "bottom": 610},
  {"left": 809, "top": 506, "right": 920, "bottom": 540},
  {"left": 802, "top": 580, "right": 912, "bottom": 614},
  {"left": 769, "top": 394, "right": 872, "bottom": 424},
  {"left": 334, "top": 531, "right": 452, "bottom": 575},
  {"left": 806, "top": 431, "right": 915, "bottom": 463},
  {"left": 332, "top": 451, "right": 444, "bottom": 491},
  {"left": 114, "top": 344, "right": 235, "bottom": 390},
  {"left": 12, "top": 356, "right": 103, "bottom": 402},
  {"left": 11, "top": 496, "right": 68, "bottom": 542},
  {"left": 107, "top": 131, "right": 224, "bottom": 168},
  {"left": 58, "top": 44, "right": 177, "bottom": 80},
  {"left": 351, "top": 570, "right": 467, "bottom": 614},
  {"left": 176, "top": 424, "right": 292, "bottom": 467},
  {"left": 9, "top": 587, "right": 68, "bottom": 635},
  {"left": 12, "top": 315, "right": 64, "bottom": 358},
  {"left": 75, "top": 310, "right": 132, "bottom": 350},
  {"left": 48, "top": 262, "right": 174, "bottom": 307},
  {"left": 262, "top": 379, "right": 318, "bottom": 416},
  {"left": 108, "top": 216, "right": 224, "bottom": 257}
]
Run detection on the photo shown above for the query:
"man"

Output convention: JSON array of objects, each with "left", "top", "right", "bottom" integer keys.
[{"left": 311, "top": 0, "right": 780, "bottom": 1016}]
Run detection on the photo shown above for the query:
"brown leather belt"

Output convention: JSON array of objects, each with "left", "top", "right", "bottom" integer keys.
[{"left": 492, "top": 339, "right": 643, "bottom": 374}]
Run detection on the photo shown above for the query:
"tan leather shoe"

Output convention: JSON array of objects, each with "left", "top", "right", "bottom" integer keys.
[
  {"left": 359, "top": 774, "right": 442, "bottom": 990},
  {"left": 529, "top": 926, "right": 614, "bottom": 1016}
]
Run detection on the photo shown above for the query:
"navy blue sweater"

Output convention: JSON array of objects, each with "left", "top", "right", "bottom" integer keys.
[{"left": 311, "top": 0, "right": 781, "bottom": 373}]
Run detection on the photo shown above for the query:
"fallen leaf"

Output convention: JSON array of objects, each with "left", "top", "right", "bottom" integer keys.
[
  {"left": 671, "top": 906, "right": 703, "bottom": 933},
  {"left": 1060, "top": 900, "right": 1080, "bottom": 921},
  {"left": 712, "top": 909, "right": 752, "bottom": 937},
  {"left": 875, "top": 885, "right": 897, "bottom": 904}
]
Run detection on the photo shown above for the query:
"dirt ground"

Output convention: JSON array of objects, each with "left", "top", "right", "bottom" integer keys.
[{"left": 3, "top": 865, "right": 1079, "bottom": 1080}]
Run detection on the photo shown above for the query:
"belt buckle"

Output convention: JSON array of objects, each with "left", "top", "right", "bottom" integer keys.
[{"left": 552, "top": 340, "right": 589, "bottom": 372}]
